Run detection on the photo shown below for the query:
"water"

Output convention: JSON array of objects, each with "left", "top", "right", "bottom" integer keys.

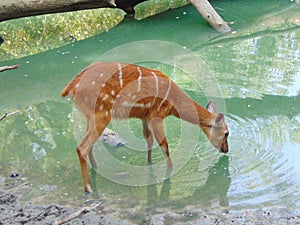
[{"left": 0, "top": 1, "right": 300, "bottom": 223}]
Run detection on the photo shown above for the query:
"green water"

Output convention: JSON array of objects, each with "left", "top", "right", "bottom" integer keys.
[{"left": 1, "top": 1, "right": 300, "bottom": 223}]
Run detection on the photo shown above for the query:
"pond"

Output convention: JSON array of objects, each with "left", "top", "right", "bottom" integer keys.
[{"left": 0, "top": 0, "right": 300, "bottom": 224}]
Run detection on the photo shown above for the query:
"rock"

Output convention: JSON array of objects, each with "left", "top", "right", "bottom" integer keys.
[{"left": 100, "top": 128, "right": 126, "bottom": 147}]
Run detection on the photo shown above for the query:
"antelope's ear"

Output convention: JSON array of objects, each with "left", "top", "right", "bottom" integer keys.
[
  {"left": 216, "top": 113, "right": 224, "bottom": 124},
  {"left": 212, "top": 113, "right": 224, "bottom": 127},
  {"left": 206, "top": 101, "right": 217, "bottom": 113}
]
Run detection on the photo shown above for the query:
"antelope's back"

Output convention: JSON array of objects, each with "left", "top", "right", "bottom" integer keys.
[{"left": 63, "top": 62, "right": 175, "bottom": 119}]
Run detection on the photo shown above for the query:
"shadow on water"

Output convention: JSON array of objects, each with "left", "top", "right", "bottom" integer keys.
[
  {"left": 87, "top": 155, "right": 231, "bottom": 224},
  {"left": 146, "top": 167, "right": 172, "bottom": 206},
  {"left": 175, "top": 155, "right": 231, "bottom": 208}
]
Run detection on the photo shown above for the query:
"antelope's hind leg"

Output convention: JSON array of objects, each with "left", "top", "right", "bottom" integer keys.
[
  {"left": 151, "top": 118, "right": 172, "bottom": 168},
  {"left": 76, "top": 115, "right": 110, "bottom": 193},
  {"left": 76, "top": 129, "right": 99, "bottom": 193}
]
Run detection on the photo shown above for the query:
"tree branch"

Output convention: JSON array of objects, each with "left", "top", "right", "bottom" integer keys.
[
  {"left": 0, "top": 65, "right": 19, "bottom": 72},
  {"left": 53, "top": 203, "right": 101, "bottom": 225},
  {"left": 189, "top": 0, "right": 231, "bottom": 33},
  {"left": 0, "top": 182, "right": 29, "bottom": 197},
  {"left": 0, "top": 111, "right": 19, "bottom": 122}
]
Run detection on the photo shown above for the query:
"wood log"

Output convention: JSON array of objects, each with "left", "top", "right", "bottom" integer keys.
[
  {"left": 189, "top": 0, "right": 231, "bottom": 33},
  {"left": 0, "top": 0, "right": 147, "bottom": 22}
]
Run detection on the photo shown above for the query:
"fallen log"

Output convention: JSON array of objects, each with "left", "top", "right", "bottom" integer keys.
[{"left": 0, "top": 0, "right": 147, "bottom": 22}]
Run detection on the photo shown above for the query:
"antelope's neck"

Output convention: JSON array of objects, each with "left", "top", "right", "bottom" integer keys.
[{"left": 170, "top": 90, "right": 214, "bottom": 127}]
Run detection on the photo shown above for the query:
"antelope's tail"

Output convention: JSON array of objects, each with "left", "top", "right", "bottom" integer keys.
[
  {"left": 61, "top": 82, "right": 73, "bottom": 97},
  {"left": 61, "top": 72, "right": 84, "bottom": 97}
]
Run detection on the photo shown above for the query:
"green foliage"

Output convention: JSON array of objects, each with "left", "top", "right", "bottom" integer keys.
[
  {"left": 0, "top": 9, "right": 125, "bottom": 60},
  {"left": 0, "top": 0, "right": 188, "bottom": 61},
  {"left": 0, "top": 0, "right": 189, "bottom": 61},
  {"left": 135, "top": 0, "right": 189, "bottom": 20}
]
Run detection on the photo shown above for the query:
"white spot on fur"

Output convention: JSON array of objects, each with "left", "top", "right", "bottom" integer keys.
[
  {"left": 111, "top": 90, "right": 115, "bottom": 96},
  {"left": 99, "top": 105, "right": 103, "bottom": 111},
  {"left": 92, "top": 81, "right": 95, "bottom": 86},
  {"left": 103, "top": 94, "right": 109, "bottom": 101}
]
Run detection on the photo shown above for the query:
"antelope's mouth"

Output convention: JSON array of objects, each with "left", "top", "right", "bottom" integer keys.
[
  {"left": 220, "top": 146, "right": 229, "bottom": 153},
  {"left": 220, "top": 132, "right": 229, "bottom": 153},
  {"left": 220, "top": 139, "right": 229, "bottom": 153}
]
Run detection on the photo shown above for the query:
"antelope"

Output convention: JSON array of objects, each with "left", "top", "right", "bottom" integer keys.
[{"left": 61, "top": 62, "right": 229, "bottom": 192}]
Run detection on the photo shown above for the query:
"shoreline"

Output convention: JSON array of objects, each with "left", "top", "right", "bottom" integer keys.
[{"left": 1, "top": 189, "right": 300, "bottom": 225}]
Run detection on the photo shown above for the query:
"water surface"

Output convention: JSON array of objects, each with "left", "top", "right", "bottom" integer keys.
[{"left": 0, "top": 1, "right": 299, "bottom": 223}]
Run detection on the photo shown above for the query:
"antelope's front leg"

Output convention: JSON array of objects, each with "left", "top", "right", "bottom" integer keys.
[{"left": 142, "top": 119, "right": 153, "bottom": 164}]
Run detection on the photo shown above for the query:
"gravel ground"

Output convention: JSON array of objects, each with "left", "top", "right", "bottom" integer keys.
[{"left": 1, "top": 189, "right": 300, "bottom": 225}]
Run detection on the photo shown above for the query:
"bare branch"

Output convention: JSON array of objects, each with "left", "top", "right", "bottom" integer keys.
[
  {"left": 0, "top": 65, "right": 19, "bottom": 72},
  {"left": 189, "top": 0, "right": 231, "bottom": 33},
  {"left": 0, "top": 182, "right": 29, "bottom": 198},
  {"left": 53, "top": 203, "right": 101, "bottom": 225},
  {"left": 0, "top": 111, "right": 19, "bottom": 122}
]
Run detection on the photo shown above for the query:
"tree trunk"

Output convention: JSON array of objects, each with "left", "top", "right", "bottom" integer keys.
[
  {"left": 0, "top": 0, "right": 146, "bottom": 22},
  {"left": 189, "top": 0, "right": 231, "bottom": 33}
]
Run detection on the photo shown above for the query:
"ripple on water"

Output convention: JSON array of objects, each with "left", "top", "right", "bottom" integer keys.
[{"left": 227, "top": 114, "right": 300, "bottom": 209}]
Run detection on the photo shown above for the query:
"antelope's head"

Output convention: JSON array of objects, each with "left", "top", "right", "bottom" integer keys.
[{"left": 205, "top": 101, "right": 229, "bottom": 153}]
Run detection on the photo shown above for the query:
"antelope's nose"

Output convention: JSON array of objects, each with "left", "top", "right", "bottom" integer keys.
[
  {"left": 220, "top": 139, "right": 229, "bottom": 153},
  {"left": 220, "top": 131, "right": 229, "bottom": 153}
]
